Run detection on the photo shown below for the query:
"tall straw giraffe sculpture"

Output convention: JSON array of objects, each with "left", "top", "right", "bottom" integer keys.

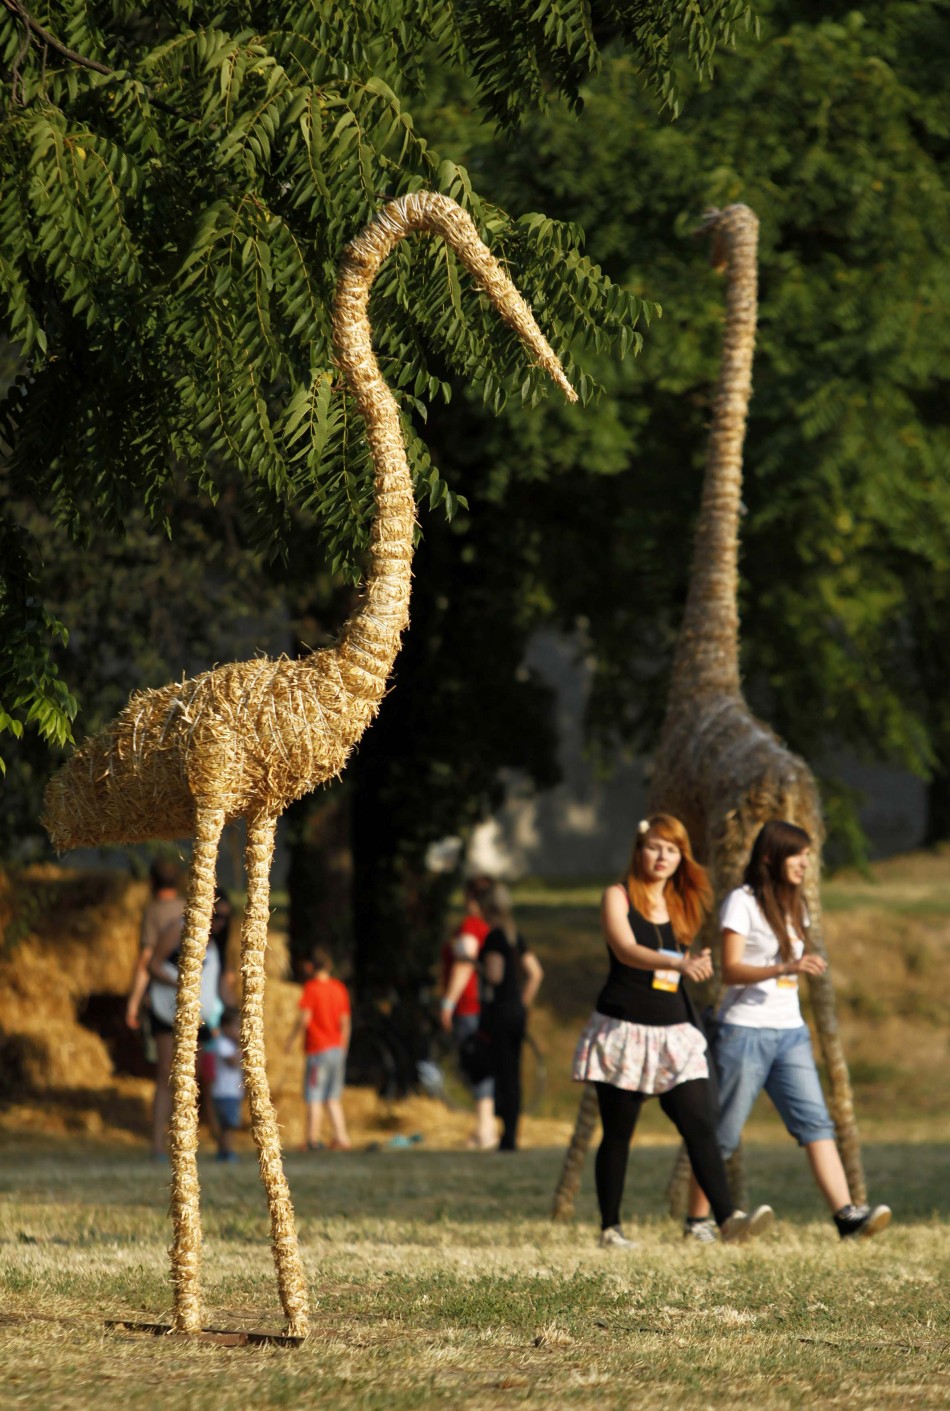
[
  {"left": 44, "top": 192, "right": 577, "bottom": 1337},
  {"left": 552, "top": 204, "right": 864, "bottom": 1221}
]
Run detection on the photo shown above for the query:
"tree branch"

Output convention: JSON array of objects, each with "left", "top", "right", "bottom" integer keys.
[{"left": 2, "top": 0, "right": 186, "bottom": 116}]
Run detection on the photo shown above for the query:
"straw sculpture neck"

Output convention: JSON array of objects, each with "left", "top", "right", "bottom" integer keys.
[
  {"left": 669, "top": 204, "right": 758, "bottom": 701},
  {"left": 329, "top": 193, "right": 575, "bottom": 732}
]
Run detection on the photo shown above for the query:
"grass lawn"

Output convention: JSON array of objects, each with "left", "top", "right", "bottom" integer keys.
[{"left": 2, "top": 1133, "right": 948, "bottom": 1410}]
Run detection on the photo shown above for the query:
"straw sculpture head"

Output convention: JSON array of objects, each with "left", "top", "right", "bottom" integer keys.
[{"left": 43, "top": 191, "right": 576, "bottom": 1337}]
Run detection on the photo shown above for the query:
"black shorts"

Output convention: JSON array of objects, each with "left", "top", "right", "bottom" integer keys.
[{"left": 149, "top": 1011, "right": 211, "bottom": 1045}]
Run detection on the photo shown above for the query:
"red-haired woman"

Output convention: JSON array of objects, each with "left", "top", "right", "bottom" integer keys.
[
  {"left": 573, "top": 814, "right": 773, "bottom": 1248},
  {"left": 687, "top": 820, "right": 891, "bottom": 1240}
]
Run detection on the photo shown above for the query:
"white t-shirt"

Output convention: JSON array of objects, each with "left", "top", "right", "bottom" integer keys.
[
  {"left": 211, "top": 1034, "right": 245, "bottom": 1100},
  {"left": 717, "top": 886, "right": 806, "bottom": 1029}
]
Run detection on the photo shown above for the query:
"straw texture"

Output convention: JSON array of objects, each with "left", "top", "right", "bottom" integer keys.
[
  {"left": 553, "top": 206, "right": 864, "bottom": 1220},
  {"left": 42, "top": 191, "right": 576, "bottom": 1333}
]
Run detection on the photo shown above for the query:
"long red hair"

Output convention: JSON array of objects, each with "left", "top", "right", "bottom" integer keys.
[{"left": 625, "top": 813, "right": 712, "bottom": 947}]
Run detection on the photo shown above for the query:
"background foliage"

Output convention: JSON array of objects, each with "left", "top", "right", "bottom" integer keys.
[{"left": 3, "top": 2, "right": 950, "bottom": 986}]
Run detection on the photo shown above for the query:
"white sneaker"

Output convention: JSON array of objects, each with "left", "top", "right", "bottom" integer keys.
[
  {"left": 599, "top": 1225, "right": 638, "bottom": 1249},
  {"left": 683, "top": 1217, "right": 718, "bottom": 1244},
  {"left": 720, "top": 1205, "right": 774, "bottom": 1244}
]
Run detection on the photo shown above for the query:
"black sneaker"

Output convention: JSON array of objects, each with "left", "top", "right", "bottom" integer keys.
[{"left": 834, "top": 1203, "right": 892, "bottom": 1239}]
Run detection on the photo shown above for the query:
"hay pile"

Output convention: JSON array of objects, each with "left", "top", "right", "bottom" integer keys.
[
  {"left": 0, "top": 866, "right": 146, "bottom": 1105},
  {"left": 1, "top": 864, "right": 546, "bottom": 1151}
]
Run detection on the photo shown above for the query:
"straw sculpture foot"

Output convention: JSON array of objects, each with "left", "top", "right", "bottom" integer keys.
[{"left": 44, "top": 192, "right": 577, "bottom": 1336}]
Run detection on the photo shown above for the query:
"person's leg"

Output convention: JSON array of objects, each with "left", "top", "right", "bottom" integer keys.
[
  {"left": 688, "top": 1025, "right": 774, "bottom": 1219},
  {"left": 495, "top": 1022, "right": 525, "bottom": 1151},
  {"left": 455, "top": 1013, "right": 496, "bottom": 1148},
  {"left": 326, "top": 1099, "right": 350, "bottom": 1148},
  {"left": 659, "top": 1080, "right": 735, "bottom": 1226},
  {"left": 594, "top": 1082, "right": 643, "bottom": 1231},
  {"left": 215, "top": 1102, "right": 234, "bottom": 1158},
  {"left": 152, "top": 1030, "right": 174, "bottom": 1156},
  {"left": 474, "top": 1095, "right": 496, "bottom": 1149},
  {"left": 306, "top": 1098, "right": 324, "bottom": 1147},
  {"left": 805, "top": 1139, "right": 851, "bottom": 1211},
  {"left": 764, "top": 1029, "right": 844, "bottom": 1209},
  {"left": 319, "top": 1048, "right": 350, "bottom": 1148}
]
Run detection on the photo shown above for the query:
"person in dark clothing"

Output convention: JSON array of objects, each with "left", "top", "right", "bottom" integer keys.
[
  {"left": 572, "top": 814, "right": 774, "bottom": 1248},
  {"left": 478, "top": 883, "right": 543, "bottom": 1152}
]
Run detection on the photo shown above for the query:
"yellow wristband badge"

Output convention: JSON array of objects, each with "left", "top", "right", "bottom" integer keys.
[{"left": 652, "top": 949, "right": 682, "bottom": 992}]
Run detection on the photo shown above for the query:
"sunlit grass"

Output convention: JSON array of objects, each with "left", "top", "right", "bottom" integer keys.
[{"left": 1, "top": 1138, "right": 948, "bottom": 1410}]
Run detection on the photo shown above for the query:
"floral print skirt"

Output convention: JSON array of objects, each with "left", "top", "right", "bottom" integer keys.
[{"left": 572, "top": 1013, "right": 708, "bottom": 1095}]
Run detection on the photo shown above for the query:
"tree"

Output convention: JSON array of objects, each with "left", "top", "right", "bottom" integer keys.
[
  {"left": 0, "top": 0, "right": 754, "bottom": 765},
  {"left": 450, "top": 0, "right": 950, "bottom": 846}
]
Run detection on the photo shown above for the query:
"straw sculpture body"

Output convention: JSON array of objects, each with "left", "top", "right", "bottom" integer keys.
[
  {"left": 552, "top": 205, "right": 863, "bottom": 1221},
  {"left": 44, "top": 192, "right": 576, "bottom": 1336}
]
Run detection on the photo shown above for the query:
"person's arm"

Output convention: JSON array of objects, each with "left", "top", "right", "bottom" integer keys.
[
  {"left": 147, "top": 917, "right": 184, "bottom": 984},
  {"left": 218, "top": 967, "right": 237, "bottom": 1008},
  {"left": 285, "top": 1009, "right": 310, "bottom": 1055},
  {"left": 483, "top": 950, "right": 504, "bottom": 986},
  {"left": 125, "top": 948, "right": 153, "bottom": 1030},
  {"left": 339, "top": 1010, "right": 351, "bottom": 1054},
  {"left": 720, "top": 929, "right": 827, "bottom": 986},
  {"left": 520, "top": 951, "right": 543, "bottom": 1009},
  {"left": 602, "top": 885, "right": 712, "bottom": 982},
  {"left": 440, "top": 934, "right": 479, "bottom": 1031}
]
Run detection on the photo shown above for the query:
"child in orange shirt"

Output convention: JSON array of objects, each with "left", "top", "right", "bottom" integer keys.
[{"left": 286, "top": 947, "right": 352, "bottom": 1150}]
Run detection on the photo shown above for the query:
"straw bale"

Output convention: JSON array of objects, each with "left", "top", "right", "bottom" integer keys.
[{"left": 2, "top": 1018, "right": 113, "bottom": 1093}]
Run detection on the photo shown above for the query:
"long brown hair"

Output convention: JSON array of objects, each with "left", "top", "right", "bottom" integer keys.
[
  {"left": 481, "top": 880, "right": 517, "bottom": 943},
  {"left": 625, "top": 813, "right": 712, "bottom": 947},
  {"left": 743, "top": 820, "right": 811, "bottom": 960}
]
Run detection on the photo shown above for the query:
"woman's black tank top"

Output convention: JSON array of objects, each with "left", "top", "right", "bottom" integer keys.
[{"left": 595, "top": 903, "right": 690, "bottom": 1026}]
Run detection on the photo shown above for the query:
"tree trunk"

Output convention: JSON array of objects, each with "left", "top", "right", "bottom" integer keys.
[{"left": 924, "top": 770, "right": 950, "bottom": 847}]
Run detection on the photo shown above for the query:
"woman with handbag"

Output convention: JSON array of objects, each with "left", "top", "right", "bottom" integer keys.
[
  {"left": 573, "top": 814, "right": 773, "bottom": 1248},
  {"left": 686, "top": 820, "right": 891, "bottom": 1240}
]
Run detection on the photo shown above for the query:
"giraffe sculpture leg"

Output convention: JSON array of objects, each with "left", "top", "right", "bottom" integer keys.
[
  {"left": 170, "top": 802, "right": 226, "bottom": 1333},
  {"left": 241, "top": 811, "right": 310, "bottom": 1338}
]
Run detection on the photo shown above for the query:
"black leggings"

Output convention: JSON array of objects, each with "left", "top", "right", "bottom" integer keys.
[
  {"left": 594, "top": 1079, "right": 734, "bottom": 1230},
  {"left": 488, "top": 1017, "right": 525, "bottom": 1151}
]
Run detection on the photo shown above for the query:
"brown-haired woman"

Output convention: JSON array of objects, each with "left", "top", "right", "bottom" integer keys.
[
  {"left": 573, "top": 814, "right": 773, "bottom": 1247},
  {"left": 688, "top": 820, "right": 891, "bottom": 1240}
]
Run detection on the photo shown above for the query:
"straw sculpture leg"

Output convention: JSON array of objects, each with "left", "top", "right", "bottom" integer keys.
[
  {"left": 241, "top": 812, "right": 309, "bottom": 1338},
  {"left": 170, "top": 803, "right": 226, "bottom": 1334}
]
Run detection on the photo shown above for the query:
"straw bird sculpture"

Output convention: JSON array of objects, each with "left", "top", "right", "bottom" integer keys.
[
  {"left": 553, "top": 205, "right": 863, "bottom": 1221},
  {"left": 44, "top": 192, "right": 576, "bottom": 1337}
]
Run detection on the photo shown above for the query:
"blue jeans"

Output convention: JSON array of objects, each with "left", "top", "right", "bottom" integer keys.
[{"left": 713, "top": 1023, "right": 835, "bottom": 1157}]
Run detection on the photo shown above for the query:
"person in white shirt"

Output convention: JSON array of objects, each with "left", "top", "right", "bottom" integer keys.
[{"left": 686, "top": 820, "right": 891, "bottom": 1241}]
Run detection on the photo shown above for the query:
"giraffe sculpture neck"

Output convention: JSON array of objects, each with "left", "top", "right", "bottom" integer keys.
[{"left": 669, "top": 204, "right": 759, "bottom": 701}]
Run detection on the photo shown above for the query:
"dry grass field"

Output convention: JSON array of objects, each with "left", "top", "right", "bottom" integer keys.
[
  {"left": 1, "top": 848, "right": 949, "bottom": 1407},
  {"left": 1, "top": 1134, "right": 948, "bottom": 1410}
]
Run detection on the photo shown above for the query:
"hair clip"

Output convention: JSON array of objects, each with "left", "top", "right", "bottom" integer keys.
[{"left": 637, "top": 819, "right": 650, "bottom": 835}]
